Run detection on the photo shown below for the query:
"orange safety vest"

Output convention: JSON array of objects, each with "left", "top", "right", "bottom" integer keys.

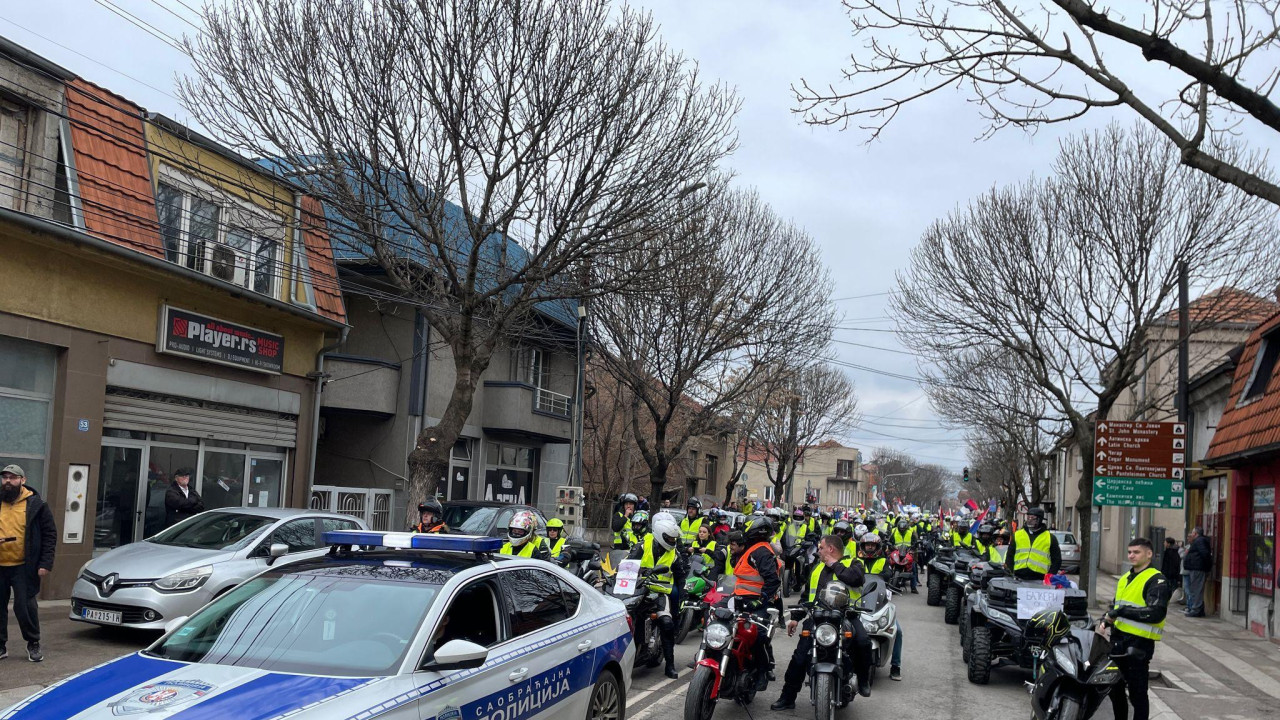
[{"left": 733, "top": 541, "right": 776, "bottom": 597}]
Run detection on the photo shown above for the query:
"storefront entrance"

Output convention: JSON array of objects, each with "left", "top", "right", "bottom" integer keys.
[{"left": 96, "top": 430, "right": 286, "bottom": 552}]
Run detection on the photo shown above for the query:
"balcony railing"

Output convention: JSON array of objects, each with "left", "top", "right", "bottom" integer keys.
[{"left": 535, "top": 387, "right": 572, "bottom": 417}]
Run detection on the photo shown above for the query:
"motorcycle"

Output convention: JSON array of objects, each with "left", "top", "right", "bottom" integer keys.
[
  {"left": 684, "top": 599, "right": 779, "bottom": 719},
  {"left": 781, "top": 531, "right": 818, "bottom": 599},
  {"left": 609, "top": 565, "right": 671, "bottom": 670},
  {"left": 858, "top": 577, "right": 899, "bottom": 681},
  {"left": 886, "top": 543, "right": 916, "bottom": 593},
  {"left": 792, "top": 582, "right": 868, "bottom": 720},
  {"left": 1028, "top": 615, "right": 1133, "bottom": 720},
  {"left": 562, "top": 537, "right": 601, "bottom": 580},
  {"left": 676, "top": 554, "right": 715, "bottom": 644}
]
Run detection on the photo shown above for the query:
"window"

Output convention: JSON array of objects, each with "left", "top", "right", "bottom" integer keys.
[
  {"left": 558, "top": 578, "right": 581, "bottom": 616},
  {"left": 0, "top": 96, "right": 30, "bottom": 211},
  {"left": 1245, "top": 332, "right": 1280, "bottom": 401},
  {"left": 503, "top": 569, "right": 573, "bottom": 637},
  {"left": 836, "top": 459, "right": 854, "bottom": 478},
  {"left": 0, "top": 335, "right": 56, "bottom": 493},
  {"left": 270, "top": 518, "right": 320, "bottom": 554},
  {"left": 514, "top": 346, "right": 546, "bottom": 387},
  {"left": 426, "top": 579, "right": 503, "bottom": 665},
  {"left": 155, "top": 175, "right": 281, "bottom": 297},
  {"left": 705, "top": 454, "right": 719, "bottom": 482},
  {"left": 321, "top": 518, "right": 362, "bottom": 534}
]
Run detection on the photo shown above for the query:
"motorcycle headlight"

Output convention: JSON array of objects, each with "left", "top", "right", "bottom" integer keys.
[
  {"left": 815, "top": 624, "right": 839, "bottom": 647},
  {"left": 1052, "top": 646, "right": 1078, "bottom": 677},
  {"left": 704, "top": 623, "right": 732, "bottom": 650},
  {"left": 882, "top": 603, "right": 897, "bottom": 631},
  {"left": 152, "top": 565, "right": 212, "bottom": 593},
  {"left": 1088, "top": 664, "right": 1122, "bottom": 685}
]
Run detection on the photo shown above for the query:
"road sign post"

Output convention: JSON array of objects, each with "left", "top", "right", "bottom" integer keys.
[{"left": 1092, "top": 421, "right": 1187, "bottom": 510}]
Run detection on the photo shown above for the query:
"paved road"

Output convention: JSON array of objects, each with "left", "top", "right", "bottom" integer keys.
[{"left": 628, "top": 586, "right": 1033, "bottom": 720}]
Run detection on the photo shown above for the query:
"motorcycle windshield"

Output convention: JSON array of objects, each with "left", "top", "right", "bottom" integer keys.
[{"left": 715, "top": 576, "right": 738, "bottom": 595}]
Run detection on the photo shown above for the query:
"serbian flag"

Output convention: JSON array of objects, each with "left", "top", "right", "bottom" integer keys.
[
  {"left": 970, "top": 499, "right": 998, "bottom": 533},
  {"left": 964, "top": 499, "right": 980, "bottom": 513}
]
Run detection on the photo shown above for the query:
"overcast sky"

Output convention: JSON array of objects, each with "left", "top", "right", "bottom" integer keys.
[{"left": 7, "top": 1, "right": 1272, "bottom": 473}]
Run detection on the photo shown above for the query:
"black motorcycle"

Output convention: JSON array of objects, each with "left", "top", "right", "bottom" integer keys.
[
  {"left": 791, "top": 581, "right": 869, "bottom": 720},
  {"left": 782, "top": 533, "right": 818, "bottom": 599},
  {"left": 1027, "top": 615, "right": 1133, "bottom": 720},
  {"left": 609, "top": 565, "right": 671, "bottom": 670},
  {"left": 965, "top": 575, "right": 1091, "bottom": 684}
]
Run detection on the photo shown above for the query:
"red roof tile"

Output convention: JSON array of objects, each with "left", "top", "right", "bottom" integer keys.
[
  {"left": 65, "top": 79, "right": 162, "bottom": 257},
  {"left": 1206, "top": 309, "right": 1280, "bottom": 462},
  {"left": 1160, "top": 287, "right": 1279, "bottom": 327},
  {"left": 299, "top": 197, "right": 346, "bottom": 323}
]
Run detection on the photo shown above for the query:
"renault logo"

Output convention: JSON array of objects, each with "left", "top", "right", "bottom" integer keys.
[{"left": 101, "top": 573, "right": 119, "bottom": 596}]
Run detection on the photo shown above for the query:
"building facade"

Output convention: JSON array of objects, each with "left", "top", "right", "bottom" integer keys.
[{"left": 736, "top": 440, "right": 865, "bottom": 510}]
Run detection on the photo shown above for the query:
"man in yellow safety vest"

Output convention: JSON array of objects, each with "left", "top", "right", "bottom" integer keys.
[
  {"left": 1104, "top": 537, "right": 1171, "bottom": 720},
  {"left": 1007, "top": 507, "right": 1060, "bottom": 581}
]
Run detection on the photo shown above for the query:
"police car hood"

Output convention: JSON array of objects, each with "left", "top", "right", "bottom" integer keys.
[{"left": 1, "top": 653, "right": 381, "bottom": 720}]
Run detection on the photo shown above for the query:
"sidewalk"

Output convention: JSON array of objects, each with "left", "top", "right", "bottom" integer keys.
[{"left": 1093, "top": 572, "right": 1279, "bottom": 719}]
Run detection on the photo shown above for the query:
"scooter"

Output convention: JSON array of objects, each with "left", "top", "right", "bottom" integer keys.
[
  {"left": 858, "top": 576, "right": 899, "bottom": 682},
  {"left": 1027, "top": 615, "right": 1133, "bottom": 719},
  {"left": 685, "top": 598, "right": 779, "bottom": 719},
  {"left": 886, "top": 543, "right": 916, "bottom": 593}
]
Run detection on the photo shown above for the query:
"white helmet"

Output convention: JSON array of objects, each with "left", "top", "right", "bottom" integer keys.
[
  {"left": 652, "top": 512, "right": 681, "bottom": 551},
  {"left": 507, "top": 511, "right": 538, "bottom": 548},
  {"left": 853, "top": 523, "right": 869, "bottom": 540}
]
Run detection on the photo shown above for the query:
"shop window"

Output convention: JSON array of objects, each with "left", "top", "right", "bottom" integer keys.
[
  {"left": 1249, "top": 486, "right": 1275, "bottom": 597},
  {"left": 0, "top": 335, "right": 55, "bottom": 493}
]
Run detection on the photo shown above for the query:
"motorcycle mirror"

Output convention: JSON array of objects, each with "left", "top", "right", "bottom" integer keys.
[{"left": 788, "top": 608, "right": 806, "bottom": 621}]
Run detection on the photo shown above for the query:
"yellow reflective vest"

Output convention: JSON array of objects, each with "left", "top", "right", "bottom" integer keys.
[
  {"left": 1113, "top": 567, "right": 1166, "bottom": 641},
  {"left": 1012, "top": 529, "right": 1053, "bottom": 575},
  {"left": 680, "top": 516, "right": 704, "bottom": 543},
  {"left": 501, "top": 535, "right": 546, "bottom": 558},
  {"left": 640, "top": 534, "right": 677, "bottom": 595},
  {"left": 806, "top": 557, "right": 860, "bottom": 604}
]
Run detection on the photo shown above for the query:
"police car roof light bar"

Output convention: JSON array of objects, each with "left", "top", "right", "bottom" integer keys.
[{"left": 323, "top": 530, "right": 504, "bottom": 554}]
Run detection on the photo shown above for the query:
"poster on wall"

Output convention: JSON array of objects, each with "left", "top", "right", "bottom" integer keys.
[
  {"left": 1250, "top": 486, "right": 1275, "bottom": 597},
  {"left": 484, "top": 468, "right": 534, "bottom": 505}
]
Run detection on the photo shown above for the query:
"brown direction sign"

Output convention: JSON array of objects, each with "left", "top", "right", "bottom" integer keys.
[{"left": 1093, "top": 421, "right": 1187, "bottom": 508}]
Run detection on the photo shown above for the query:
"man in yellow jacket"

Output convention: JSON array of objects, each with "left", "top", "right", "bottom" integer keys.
[
  {"left": 0, "top": 465, "right": 56, "bottom": 663},
  {"left": 1105, "top": 537, "right": 1171, "bottom": 720}
]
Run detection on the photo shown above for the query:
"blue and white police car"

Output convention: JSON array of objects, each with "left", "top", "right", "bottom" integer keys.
[{"left": 3, "top": 532, "right": 634, "bottom": 720}]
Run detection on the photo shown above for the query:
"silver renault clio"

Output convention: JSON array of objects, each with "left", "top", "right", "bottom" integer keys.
[{"left": 71, "top": 507, "right": 367, "bottom": 630}]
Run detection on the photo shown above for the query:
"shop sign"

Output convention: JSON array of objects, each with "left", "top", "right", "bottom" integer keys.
[
  {"left": 484, "top": 468, "right": 533, "bottom": 505},
  {"left": 158, "top": 305, "right": 284, "bottom": 375}
]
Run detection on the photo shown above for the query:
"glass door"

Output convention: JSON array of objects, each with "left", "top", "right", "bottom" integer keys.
[
  {"left": 246, "top": 456, "right": 284, "bottom": 508},
  {"left": 96, "top": 445, "right": 143, "bottom": 551}
]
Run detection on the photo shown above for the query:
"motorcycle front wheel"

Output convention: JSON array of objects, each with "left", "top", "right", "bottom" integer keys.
[
  {"left": 1054, "top": 696, "right": 1083, "bottom": 720},
  {"left": 675, "top": 607, "right": 697, "bottom": 644},
  {"left": 782, "top": 566, "right": 793, "bottom": 599},
  {"left": 684, "top": 665, "right": 719, "bottom": 720},
  {"left": 814, "top": 673, "right": 836, "bottom": 720}
]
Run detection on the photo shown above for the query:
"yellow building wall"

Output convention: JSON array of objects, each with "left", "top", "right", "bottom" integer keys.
[{"left": 1, "top": 223, "right": 326, "bottom": 377}]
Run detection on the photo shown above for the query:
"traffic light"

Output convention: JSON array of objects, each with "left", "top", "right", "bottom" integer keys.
[{"left": 963, "top": 466, "right": 970, "bottom": 483}]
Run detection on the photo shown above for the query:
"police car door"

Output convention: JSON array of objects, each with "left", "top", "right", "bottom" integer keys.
[
  {"left": 492, "top": 567, "right": 595, "bottom": 720},
  {"left": 414, "top": 575, "right": 508, "bottom": 720}
]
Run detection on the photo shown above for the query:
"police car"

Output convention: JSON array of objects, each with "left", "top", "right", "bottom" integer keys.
[{"left": 3, "top": 532, "right": 634, "bottom": 720}]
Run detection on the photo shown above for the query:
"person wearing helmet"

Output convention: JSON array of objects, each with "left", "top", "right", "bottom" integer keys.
[
  {"left": 613, "top": 493, "right": 639, "bottom": 549},
  {"left": 950, "top": 519, "right": 975, "bottom": 549},
  {"left": 501, "top": 511, "right": 551, "bottom": 560},
  {"left": 629, "top": 511, "right": 651, "bottom": 545},
  {"left": 1008, "top": 507, "right": 1060, "bottom": 580},
  {"left": 413, "top": 498, "right": 448, "bottom": 533},
  {"left": 857, "top": 532, "right": 906, "bottom": 680},
  {"left": 627, "top": 512, "right": 688, "bottom": 678},
  {"left": 890, "top": 517, "right": 919, "bottom": 593},
  {"left": 772, "top": 534, "right": 872, "bottom": 709},
  {"left": 973, "top": 522, "right": 1001, "bottom": 563},
  {"left": 720, "top": 516, "right": 781, "bottom": 692},
  {"left": 820, "top": 510, "right": 834, "bottom": 535},
  {"left": 680, "top": 497, "right": 704, "bottom": 544},
  {"left": 832, "top": 520, "right": 855, "bottom": 557},
  {"left": 710, "top": 510, "right": 732, "bottom": 542},
  {"left": 545, "top": 518, "right": 569, "bottom": 564}
]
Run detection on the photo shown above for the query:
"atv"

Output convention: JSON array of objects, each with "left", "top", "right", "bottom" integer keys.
[{"left": 963, "top": 575, "right": 1091, "bottom": 685}]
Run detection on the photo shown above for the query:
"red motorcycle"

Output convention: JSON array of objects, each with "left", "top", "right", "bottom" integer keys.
[
  {"left": 887, "top": 543, "right": 916, "bottom": 593},
  {"left": 684, "top": 592, "right": 777, "bottom": 720}
]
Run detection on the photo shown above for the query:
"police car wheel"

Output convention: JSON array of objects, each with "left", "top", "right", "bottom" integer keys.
[{"left": 587, "top": 670, "right": 623, "bottom": 720}]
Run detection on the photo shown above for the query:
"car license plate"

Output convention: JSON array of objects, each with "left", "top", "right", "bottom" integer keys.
[{"left": 83, "top": 607, "right": 123, "bottom": 624}]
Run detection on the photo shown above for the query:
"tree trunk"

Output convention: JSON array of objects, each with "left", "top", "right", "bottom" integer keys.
[
  {"left": 405, "top": 356, "right": 481, "bottom": 526},
  {"left": 1073, "top": 423, "right": 1097, "bottom": 596},
  {"left": 649, "top": 462, "right": 670, "bottom": 513}
]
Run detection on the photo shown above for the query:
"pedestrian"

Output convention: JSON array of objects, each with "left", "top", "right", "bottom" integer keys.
[
  {"left": 1183, "top": 527, "right": 1212, "bottom": 617},
  {"left": 0, "top": 465, "right": 57, "bottom": 663},
  {"left": 1105, "top": 537, "right": 1171, "bottom": 720},
  {"left": 1161, "top": 537, "right": 1182, "bottom": 597},
  {"left": 164, "top": 468, "right": 204, "bottom": 528}
]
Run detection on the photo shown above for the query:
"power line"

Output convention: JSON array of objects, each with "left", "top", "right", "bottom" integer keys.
[
  {"left": 147, "top": 0, "right": 201, "bottom": 31},
  {"left": 92, "top": 0, "right": 188, "bottom": 54}
]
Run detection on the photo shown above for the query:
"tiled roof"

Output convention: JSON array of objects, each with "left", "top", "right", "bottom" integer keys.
[
  {"left": 1205, "top": 309, "right": 1280, "bottom": 463},
  {"left": 299, "top": 196, "right": 346, "bottom": 323},
  {"left": 65, "top": 79, "right": 162, "bottom": 257},
  {"left": 1159, "top": 287, "right": 1279, "bottom": 327}
]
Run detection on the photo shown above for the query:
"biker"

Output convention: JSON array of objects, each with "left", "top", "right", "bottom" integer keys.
[
  {"left": 832, "top": 520, "right": 855, "bottom": 559},
  {"left": 890, "top": 516, "right": 919, "bottom": 594},
  {"left": 770, "top": 507, "right": 789, "bottom": 545},
  {"left": 629, "top": 510, "right": 651, "bottom": 546},
  {"left": 627, "top": 512, "right": 688, "bottom": 678},
  {"left": 709, "top": 509, "right": 732, "bottom": 542},
  {"left": 545, "top": 518, "right": 569, "bottom": 565},
  {"left": 1007, "top": 506, "right": 1060, "bottom": 580},
  {"left": 858, "top": 533, "right": 905, "bottom": 680},
  {"left": 771, "top": 534, "right": 873, "bottom": 710},
  {"left": 680, "top": 497, "right": 704, "bottom": 543},
  {"left": 612, "top": 493, "right": 639, "bottom": 549},
  {"left": 500, "top": 511, "right": 551, "bottom": 560},
  {"left": 722, "top": 516, "right": 782, "bottom": 691},
  {"left": 691, "top": 523, "right": 726, "bottom": 579},
  {"left": 412, "top": 499, "right": 449, "bottom": 533},
  {"left": 973, "top": 522, "right": 1002, "bottom": 563},
  {"left": 950, "top": 519, "right": 975, "bottom": 549}
]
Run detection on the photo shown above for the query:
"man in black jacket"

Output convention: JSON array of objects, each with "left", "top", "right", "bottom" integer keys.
[
  {"left": 0, "top": 465, "right": 57, "bottom": 662},
  {"left": 1106, "top": 537, "right": 1172, "bottom": 720},
  {"left": 1007, "top": 507, "right": 1062, "bottom": 580},
  {"left": 164, "top": 469, "right": 204, "bottom": 528},
  {"left": 1160, "top": 538, "right": 1182, "bottom": 594},
  {"left": 1183, "top": 527, "right": 1212, "bottom": 618}
]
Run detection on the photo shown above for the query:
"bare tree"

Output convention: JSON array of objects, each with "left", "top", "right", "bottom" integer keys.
[
  {"left": 581, "top": 370, "right": 649, "bottom": 526},
  {"left": 754, "top": 363, "right": 860, "bottom": 503},
  {"left": 592, "top": 183, "right": 835, "bottom": 505},
  {"left": 181, "top": 0, "right": 739, "bottom": 520},
  {"left": 892, "top": 123, "right": 1278, "bottom": 591},
  {"left": 797, "top": 0, "right": 1280, "bottom": 206},
  {"left": 965, "top": 430, "right": 1028, "bottom": 521},
  {"left": 869, "top": 447, "right": 954, "bottom": 509}
]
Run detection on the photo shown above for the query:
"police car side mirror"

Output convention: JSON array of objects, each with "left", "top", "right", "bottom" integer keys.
[
  {"left": 266, "top": 543, "right": 289, "bottom": 565},
  {"left": 424, "top": 639, "right": 489, "bottom": 672}
]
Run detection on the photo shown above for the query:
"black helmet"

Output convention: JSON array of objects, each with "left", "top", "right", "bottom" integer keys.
[
  {"left": 833, "top": 521, "right": 853, "bottom": 542},
  {"left": 820, "top": 511, "right": 832, "bottom": 520},
  {"left": 1026, "top": 506, "right": 1046, "bottom": 519},
  {"left": 687, "top": 497, "right": 702, "bottom": 510},
  {"left": 630, "top": 511, "right": 650, "bottom": 536},
  {"left": 619, "top": 492, "right": 638, "bottom": 505},
  {"left": 417, "top": 498, "right": 443, "bottom": 517},
  {"left": 745, "top": 516, "right": 774, "bottom": 544},
  {"left": 977, "top": 522, "right": 996, "bottom": 537}
]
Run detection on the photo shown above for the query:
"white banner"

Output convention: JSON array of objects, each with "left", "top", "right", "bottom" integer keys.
[
  {"left": 612, "top": 559, "right": 642, "bottom": 596},
  {"left": 1016, "top": 587, "right": 1065, "bottom": 619}
]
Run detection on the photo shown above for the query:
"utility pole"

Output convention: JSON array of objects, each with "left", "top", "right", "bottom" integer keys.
[
  {"left": 572, "top": 303, "right": 587, "bottom": 486},
  {"left": 1177, "top": 261, "right": 1190, "bottom": 534}
]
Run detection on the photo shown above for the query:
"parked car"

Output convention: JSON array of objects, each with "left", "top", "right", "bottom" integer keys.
[
  {"left": 16, "top": 532, "right": 632, "bottom": 720},
  {"left": 1052, "top": 531, "right": 1081, "bottom": 573},
  {"left": 72, "top": 508, "right": 367, "bottom": 630},
  {"left": 441, "top": 500, "right": 546, "bottom": 538}
]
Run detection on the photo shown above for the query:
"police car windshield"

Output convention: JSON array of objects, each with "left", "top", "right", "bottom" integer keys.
[
  {"left": 149, "top": 512, "right": 275, "bottom": 551},
  {"left": 149, "top": 567, "right": 441, "bottom": 676}
]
